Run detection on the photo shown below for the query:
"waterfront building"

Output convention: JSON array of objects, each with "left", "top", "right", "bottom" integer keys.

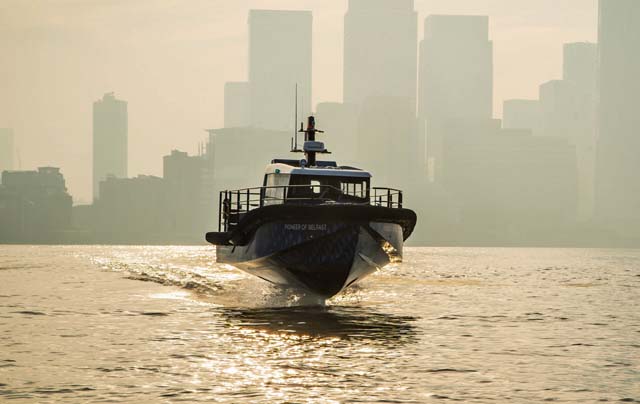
[
  {"left": 163, "top": 150, "right": 208, "bottom": 234},
  {"left": 0, "top": 167, "right": 72, "bottom": 242},
  {"left": 94, "top": 175, "right": 165, "bottom": 238}
]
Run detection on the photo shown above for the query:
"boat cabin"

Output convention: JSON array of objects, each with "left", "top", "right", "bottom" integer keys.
[{"left": 262, "top": 161, "right": 372, "bottom": 206}]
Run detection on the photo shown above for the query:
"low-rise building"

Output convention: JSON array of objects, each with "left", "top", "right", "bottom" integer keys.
[{"left": 0, "top": 167, "right": 72, "bottom": 242}]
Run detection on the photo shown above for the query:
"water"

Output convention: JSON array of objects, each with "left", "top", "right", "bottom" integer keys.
[{"left": 0, "top": 246, "right": 638, "bottom": 403}]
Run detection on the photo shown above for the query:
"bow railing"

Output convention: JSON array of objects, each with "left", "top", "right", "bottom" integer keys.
[{"left": 218, "top": 185, "right": 403, "bottom": 232}]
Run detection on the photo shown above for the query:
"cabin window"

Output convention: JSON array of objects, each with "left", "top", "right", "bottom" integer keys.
[
  {"left": 341, "top": 180, "right": 367, "bottom": 199},
  {"left": 311, "top": 180, "right": 321, "bottom": 195},
  {"left": 286, "top": 175, "right": 369, "bottom": 203},
  {"left": 263, "top": 174, "right": 290, "bottom": 205}
]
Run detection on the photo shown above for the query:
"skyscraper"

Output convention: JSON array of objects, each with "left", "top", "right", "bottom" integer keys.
[
  {"left": 419, "top": 15, "right": 493, "bottom": 124},
  {"left": 248, "top": 10, "right": 312, "bottom": 131},
  {"left": 0, "top": 128, "right": 14, "bottom": 172},
  {"left": 93, "top": 92, "right": 128, "bottom": 200},
  {"left": 564, "top": 42, "right": 598, "bottom": 88},
  {"left": 343, "top": 0, "right": 417, "bottom": 111},
  {"left": 562, "top": 43, "right": 598, "bottom": 220},
  {"left": 224, "top": 82, "right": 250, "bottom": 128},
  {"left": 596, "top": 0, "right": 640, "bottom": 235},
  {"left": 561, "top": 43, "right": 598, "bottom": 145},
  {"left": 356, "top": 96, "right": 418, "bottom": 190},
  {"left": 418, "top": 15, "right": 493, "bottom": 182}
]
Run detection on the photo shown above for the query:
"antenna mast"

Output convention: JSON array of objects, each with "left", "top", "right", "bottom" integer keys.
[
  {"left": 288, "top": 85, "right": 330, "bottom": 167},
  {"left": 291, "top": 84, "right": 301, "bottom": 152}
]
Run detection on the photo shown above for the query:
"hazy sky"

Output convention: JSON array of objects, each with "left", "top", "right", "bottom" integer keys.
[{"left": 0, "top": 0, "right": 597, "bottom": 203}]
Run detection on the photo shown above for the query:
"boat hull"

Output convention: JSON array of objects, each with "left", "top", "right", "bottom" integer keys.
[{"left": 209, "top": 205, "right": 416, "bottom": 297}]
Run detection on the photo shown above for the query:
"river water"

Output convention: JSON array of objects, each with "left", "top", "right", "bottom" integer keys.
[{"left": 0, "top": 246, "right": 638, "bottom": 403}]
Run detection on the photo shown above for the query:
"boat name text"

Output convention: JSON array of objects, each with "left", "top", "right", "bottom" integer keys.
[{"left": 284, "top": 224, "right": 328, "bottom": 231}]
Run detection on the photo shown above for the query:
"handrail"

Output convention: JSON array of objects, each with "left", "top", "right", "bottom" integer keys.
[
  {"left": 217, "top": 184, "right": 404, "bottom": 232},
  {"left": 371, "top": 187, "right": 403, "bottom": 192},
  {"left": 222, "top": 184, "right": 349, "bottom": 194}
]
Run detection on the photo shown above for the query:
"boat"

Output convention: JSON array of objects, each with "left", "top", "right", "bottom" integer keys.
[{"left": 206, "top": 116, "right": 417, "bottom": 298}]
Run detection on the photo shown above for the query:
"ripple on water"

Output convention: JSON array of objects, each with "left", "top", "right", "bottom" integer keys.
[
  {"left": 0, "top": 246, "right": 638, "bottom": 403},
  {"left": 12, "top": 310, "right": 47, "bottom": 316}
]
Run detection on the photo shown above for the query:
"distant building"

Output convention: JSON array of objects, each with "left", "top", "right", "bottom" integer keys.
[
  {"left": 77, "top": 149, "right": 212, "bottom": 243},
  {"left": 356, "top": 96, "right": 418, "bottom": 191},
  {"left": 561, "top": 43, "right": 598, "bottom": 145},
  {"left": 94, "top": 175, "right": 165, "bottom": 239},
  {"left": 163, "top": 150, "right": 208, "bottom": 235},
  {"left": 537, "top": 43, "right": 597, "bottom": 142},
  {"left": 419, "top": 15, "right": 493, "bottom": 123},
  {"left": 224, "top": 82, "right": 251, "bottom": 128},
  {"left": 315, "top": 102, "right": 359, "bottom": 166},
  {"left": 564, "top": 42, "right": 598, "bottom": 88},
  {"left": 207, "top": 127, "right": 289, "bottom": 194},
  {"left": 596, "top": 0, "right": 640, "bottom": 236},
  {"left": 71, "top": 204, "right": 94, "bottom": 235},
  {"left": 532, "top": 42, "right": 599, "bottom": 221},
  {"left": 0, "top": 167, "right": 72, "bottom": 242},
  {"left": 503, "top": 100, "right": 540, "bottom": 131},
  {"left": 93, "top": 92, "right": 128, "bottom": 200},
  {"left": 442, "top": 129, "right": 578, "bottom": 241},
  {"left": 0, "top": 128, "right": 14, "bottom": 172},
  {"left": 559, "top": 43, "right": 598, "bottom": 220},
  {"left": 205, "top": 126, "right": 290, "bottom": 224},
  {"left": 538, "top": 80, "right": 572, "bottom": 138},
  {"left": 343, "top": 0, "right": 417, "bottom": 111},
  {"left": 249, "top": 10, "right": 312, "bottom": 131},
  {"left": 418, "top": 15, "right": 493, "bottom": 183}
]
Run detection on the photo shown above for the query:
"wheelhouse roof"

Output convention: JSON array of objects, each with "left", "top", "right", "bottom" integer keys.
[{"left": 265, "top": 163, "right": 372, "bottom": 179}]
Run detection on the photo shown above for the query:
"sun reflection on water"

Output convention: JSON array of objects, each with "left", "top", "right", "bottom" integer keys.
[
  {"left": 3, "top": 246, "right": 638, "bottom": 402},
  {"left": 174, "top": 305, "right": 420, "bottom": 400}
]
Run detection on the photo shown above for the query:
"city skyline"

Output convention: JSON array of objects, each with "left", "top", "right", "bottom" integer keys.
[
  {"left": 3, "top": 0, "right": 637, "bottom": 247},
  {"left": 0, "top": 0, "right": 598, "bottom": 202}
]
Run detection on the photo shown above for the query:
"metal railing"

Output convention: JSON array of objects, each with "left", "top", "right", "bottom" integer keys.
[
  {"left": 218, "top": 185, "right": 403, "bottom": 232},
  {"left": 371, "top": 187, "right": 403, "bottom": 209}
]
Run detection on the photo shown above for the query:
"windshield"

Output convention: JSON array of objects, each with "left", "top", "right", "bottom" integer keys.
[
  {"left": 286, "top": 175, "right": 369, "bottom": 203},
  {"left": 263, "top": 174, "right": 290, "bottom": 205}
]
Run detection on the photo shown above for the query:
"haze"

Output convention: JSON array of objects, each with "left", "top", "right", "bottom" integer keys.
[{"left": 0, "top": 0, "right": 597, "bottom": 203}]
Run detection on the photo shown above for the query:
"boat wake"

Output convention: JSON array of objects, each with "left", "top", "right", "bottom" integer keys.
[{"left": 83, "top": 246, "right": 351, "bottom": 308}]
